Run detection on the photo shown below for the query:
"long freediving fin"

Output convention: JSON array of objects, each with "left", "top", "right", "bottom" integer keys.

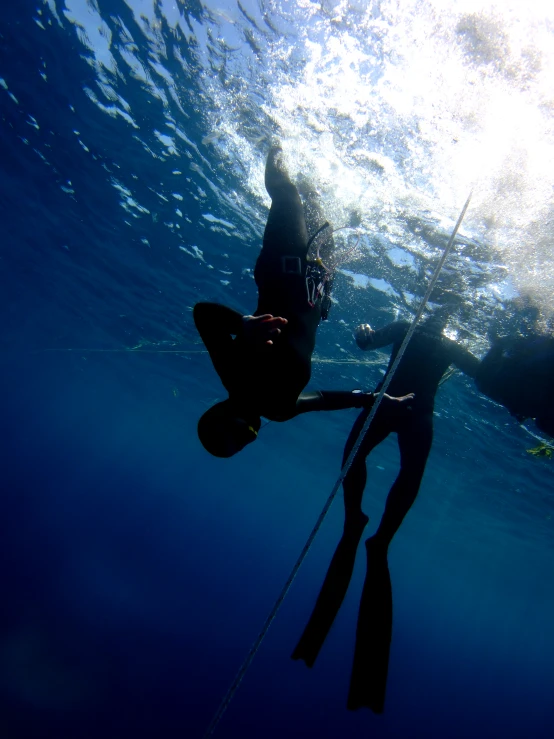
[
  {"left": 347, "top": 538, "right": 393, "bottom": 713},
  {"left": 292, "top": 516, "right": 368, "bottom": 666}
]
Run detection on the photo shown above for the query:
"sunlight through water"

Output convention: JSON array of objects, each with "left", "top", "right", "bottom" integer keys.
[{"left": 46, "top": 0, "right": 554, "bottom": 335}]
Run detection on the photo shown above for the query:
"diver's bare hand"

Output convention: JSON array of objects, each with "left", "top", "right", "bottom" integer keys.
[
  {"left": 355, "top": 323, "right": 375, "bottom": 349},
  {"left": 383, "top": 392, "right": 414, "bottom": 405},
  {"left": 380, "top": 392, "right": 415, "bottom": 414},
  {"left": 359, "top": 392, "right": 414, "bottom": 409},
  {"left": 242, "top": 314, "right": 287, "bottom": 346}
]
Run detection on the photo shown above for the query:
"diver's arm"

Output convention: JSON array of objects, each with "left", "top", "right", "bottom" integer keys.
[
  {"left": 193, "top": 302, "right": 242, "bottom": 351},
  {"left": 474, "top": 337, "right": 511, "bottom": 394},
  {"left": 193, "top": 302, "right": 243, "bottom": 383},
  {"left": 293, "top": 389, "right": 414, "bottom": 416},
  {"left": 294, "top": 390, "right": 376, "bottom": 415},
  {"left": 194, "top": 302, "right": 244, "bottom": 340},
  {"left": 451, "top": 344, "right": 480, "bottom": 378},
  {"left": 194, "top": 303, "right": 289, "bottom": 382},
  {"left": 355, "top": 321, "right": 410, "bottom": 350},
  {"left": 194, "top": 303, "right": 287, "bottom": 345}
]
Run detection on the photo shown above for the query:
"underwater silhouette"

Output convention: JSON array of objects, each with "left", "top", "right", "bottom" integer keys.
[
  {"left": 476, "top": 332, "right": 554, "bottom": 438},
  {"left": 293, "top": 310, "right": 480, "bottom": 712},
  {"left": 194, "top": 147, "right": 411, "bottom": 458}
]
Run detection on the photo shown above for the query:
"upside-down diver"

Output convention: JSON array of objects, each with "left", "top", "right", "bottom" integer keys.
[{"left": 194, "top": 146, "right": 412, "bottom": 458}]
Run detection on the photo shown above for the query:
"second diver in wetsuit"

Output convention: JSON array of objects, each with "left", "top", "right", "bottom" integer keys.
[
  {"left": 292, "top": 308, "right": 479, "bottom": 712},
  {"left": 475, "top": 332, "right": 554, "bottom": 438},
  {"left": 194, "top": 147, "right": 413, "bottom": 458}
]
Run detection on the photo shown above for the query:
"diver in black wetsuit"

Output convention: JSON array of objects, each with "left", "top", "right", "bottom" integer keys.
[
  {"left": 475, "top": 333, "right": 554, "bottom": 438},
  {"left": 292, "top": 309, "right": 479, "bottom": 712},
  {"left": 194, "top": 147, "right": 412, "bottom": 458}
]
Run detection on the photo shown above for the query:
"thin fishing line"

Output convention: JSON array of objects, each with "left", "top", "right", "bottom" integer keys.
[
  {"left": 38, "top": 348, "right": 208, "bottom": 354},
  {"left": 31, "top": 348, "right": 384, "bottom": 366},
  {"left": 202, "top": 190, "right": 473, "bottom": 739}
]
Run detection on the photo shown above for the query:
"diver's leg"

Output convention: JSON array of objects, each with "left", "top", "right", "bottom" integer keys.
[
  {"left": 297, "top": 179, "right": 334, "bottom": 261},
  {"left": 341, "top": 408, "right": 392, "bottom": 525},
  {"left": 348, "top": 413, "right": 433, "bottom": 712},
  {"left": 296, "top": 176, "right": 335, "bottom": 322},
  {"left": 254, "top": 147, "right": 309, "bottom": 313},
  {"left": 291, "top": 410, "right": 390, "bottom": 667},
  {"left": 371, "top": 413, "right": 433, "bottom": 550},
  {"left": 261, "top": 146, "right": 308, "bottom": 259}
]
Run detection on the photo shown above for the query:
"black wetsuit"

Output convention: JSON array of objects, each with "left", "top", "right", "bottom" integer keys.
[
  {"left": 193, "top": 297, "right": 322, "bottom": 421},
  {"left": 345, "top": 320, "right": 479, "bottom": 517},
  {"left": 194, "top": 148, "right": 360, "bottom": 422},
  {"left": 292, "top": 319, "right": 479, "bottom": 710},
  {"left": 475, "top": 334, "right": 554, "bottom": 436}
]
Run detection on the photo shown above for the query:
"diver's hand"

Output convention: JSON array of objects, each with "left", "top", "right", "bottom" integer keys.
[
  {"left": 242, "top": 314, "right": 288, "bottom": 346},
  {"left": 383, "top": 392, "right": 414, "bottom": 406},
  {"left": 359, "top": 392, "right": 414, "bottom": 409},
  {"left": 380, "top": 392, "right": 415, "bottom": 417},
  {"left": 355, "top": 323, "right": 375, "bottom": 349}
]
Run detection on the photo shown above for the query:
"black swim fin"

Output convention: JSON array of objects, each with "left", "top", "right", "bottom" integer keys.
[
  {"left": 292, "top": 516, "right": 368, "bottom": 667},
  {"left": 347, "top": 538, "right": 393, "bottom": 714}
]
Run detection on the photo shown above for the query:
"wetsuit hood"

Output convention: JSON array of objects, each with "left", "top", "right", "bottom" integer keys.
[{"left": 198, "top": 400, "right": 261, "bottom": 457}]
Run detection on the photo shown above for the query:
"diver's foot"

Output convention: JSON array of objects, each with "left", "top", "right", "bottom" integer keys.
[
  {"left": 266, "top": 144, "right": 284, "bottom": 169},
  {"left": 348, "top": 209, "right": 362, "bottom": 228},
  {"left": 265, "top": 145, "right": 292, "bottom": 193},
  {"left": 268, "top": 142, "right": 283, "bottom": 155},
  {"left": 296, "top": 172, "right": 319, "bottom": 201}
]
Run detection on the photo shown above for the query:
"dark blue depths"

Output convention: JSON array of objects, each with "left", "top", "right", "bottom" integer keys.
[{"left": 1, "top": 3, "right": 554, "bottom": 738}]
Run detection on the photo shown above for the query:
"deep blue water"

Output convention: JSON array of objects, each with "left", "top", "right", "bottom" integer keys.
[{"left": 1, "top": 2, "right": 554, "bottom": 738}]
